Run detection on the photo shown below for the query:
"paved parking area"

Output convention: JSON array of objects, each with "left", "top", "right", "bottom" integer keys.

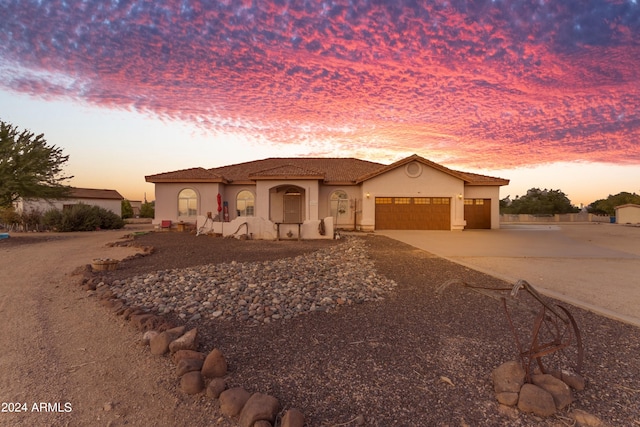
[{"left": 378, "top": 223, "right": 640, "bottom": 327}]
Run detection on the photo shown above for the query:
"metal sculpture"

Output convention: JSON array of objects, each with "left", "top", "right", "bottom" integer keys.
[{"left": 437, "top": 279, "right": 583, "bottom": 382}]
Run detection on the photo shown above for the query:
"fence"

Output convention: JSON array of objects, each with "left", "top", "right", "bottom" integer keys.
[{"left": 500, "top": 213, "right": 612, "bottom": 223}]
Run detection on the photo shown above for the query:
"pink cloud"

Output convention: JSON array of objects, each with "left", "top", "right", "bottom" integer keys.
[{"left": 1, "top": 0, "right": 639, "bottom": 168}]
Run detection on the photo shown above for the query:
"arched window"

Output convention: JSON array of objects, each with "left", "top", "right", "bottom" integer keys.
[
  {"left": 178, "top": 189, "right": 197, "bottom": 217},
  {"left": 236, "top": 190, "right": 255, "bottom": 217},
  {"left": 330, "top": 190, "right": 349, "bottom": 219}
]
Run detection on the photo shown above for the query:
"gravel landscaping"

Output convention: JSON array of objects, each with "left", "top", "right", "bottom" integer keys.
[
  {"left": 109, "top": 237, "right": 396, "bottom": 324},
  {"left": 96, "top": 231, "right": 640, "bottom": 427}
]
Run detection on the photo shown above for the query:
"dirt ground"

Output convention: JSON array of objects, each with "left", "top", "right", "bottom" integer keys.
[{"left": 1, "top": 228, "right": 639, "bottom": 426}]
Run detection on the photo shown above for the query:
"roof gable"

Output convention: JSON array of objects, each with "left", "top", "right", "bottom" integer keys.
[{"left": 356, "top": 154, "right": 468, "bottom": 183}]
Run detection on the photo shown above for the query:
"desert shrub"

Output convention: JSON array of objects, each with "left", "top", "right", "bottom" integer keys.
[
  {"left": 0, "top": 206, "right": 21, "bottom": 230},
  {"left": 20, "top": 208, "right": 45, "bottom": 231},
  {"left": 61, "top": 204, "right": 101, "bottom": 231},
  {"left": 44, "top": 204, "right": 125, "bottom": 231},
  {"left": 43, "top": 209, "right": 63, "bottom": 230},
  {"left": 98, "top": 206, "right": 126, "bottom": 229}
]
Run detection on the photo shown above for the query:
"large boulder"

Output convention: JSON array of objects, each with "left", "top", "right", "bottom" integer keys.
[
  {"left": 176, "top": 358, "right": 204, "bottom": 377},
  {"left": 169, "top": 328, "right": 198, "bottom": 354},
  {"left": 219, "top": 387, "right": 251, "bottom": 417},
  {"left": 172, "top": 350, "right": 206, "bottom": 365},
  {"left": 281, "top": 408, "right": 305, "bottom": 427},
  {"left": 238, "top": 393, "right": 280, "bottom": 427},
  {"left": 531, "top": 373, "right": 574, "bottom": 409},
  {"left": 492, "top": 361, "right": 525, "bottom": 394},
  {"left": 206, "top": 378, "right": 227, "bottom": 399},
  {"left": 549, "top": 369, "right": 586, "bottom": 391},
  {"left": 180, "top": 371, "right": 205, "bottom": 395},
  {"left": 517, "top": 383, "right": 556, "bottom": 417},
  {"left": 201, "top": 348, "right": 227, "bottom": 378},
  {"left": 149, "top": 326, "right": 186, "bottom": 355}
]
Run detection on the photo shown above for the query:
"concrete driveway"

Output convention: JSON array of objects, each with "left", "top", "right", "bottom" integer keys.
[{"left": 377, "top": 223, "right": 640, "bottom": 327}]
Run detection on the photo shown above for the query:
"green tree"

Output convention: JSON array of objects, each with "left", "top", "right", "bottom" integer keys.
[
  {"left": 0, "top": 120, "right": 72, "bottom": 207},
  {"left": 140, "top": 200, "right": 155, "bottom": 218},
  {"left": 587, "top": 192, "right": 640, "bottom": 216},
  {"left": 121, "top": 199, "right": 134, "bottom": 219},
  {"left": 501, "top": 188, "right": 579, "bottom": 215}
]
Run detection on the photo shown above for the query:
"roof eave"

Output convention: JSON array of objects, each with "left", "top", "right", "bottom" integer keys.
[
  {"left": 323, "top": 180, "right": 359, "bottom": 186},
  {"left": 250, "top": 175, "right": 324, "bottom": 181},
  {"left": 145, "top": 177, "right": 228, "bottom": 184},
  {"left": 465, "top": 179, "right": 510, "bottom": 186}
]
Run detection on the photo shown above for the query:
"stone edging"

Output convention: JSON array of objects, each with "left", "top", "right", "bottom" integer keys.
[
  {"left": 79, "top": 270, "right": 306, "bottom": 427},
  {"left": 492, "top": 360, "right": 606, "bottom": 426}
]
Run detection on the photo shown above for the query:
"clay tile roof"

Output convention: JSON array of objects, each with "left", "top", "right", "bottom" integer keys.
[
  {"left": 210, "top": 158, "right": 383, "bottom": 183},
  {"left": 146, "top": 155, "right": 508, "bottom": 186},
  {"left": 69, "top": 188, "right": 123, "bottom": 200},
  {"left": 248, "top": 164, "right": 325, "bottom": 179},
  {"left": 145, "top": 167, "right": 226, "bottom": 183},
  {"left": 454, "top": 171, "right": 510, "bottom": 186}
]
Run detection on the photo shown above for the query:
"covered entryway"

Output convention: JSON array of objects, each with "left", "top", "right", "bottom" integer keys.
[
  {"left": 464, "top": 198, "right": 491, "bottom": 229},
  {"left": 375, "top": 197, "right": 451, "bottom": 230}
]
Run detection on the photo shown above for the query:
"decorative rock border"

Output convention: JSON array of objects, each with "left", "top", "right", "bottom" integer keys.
[
  {"left": 82, "top": 271, "right": 305, "bottom": 427},
  {"left": 77, "top": 235, "right": 389, "bottom": 426},
  {"left": 492, "top": 361, "right": 605, "bottom": 426}
]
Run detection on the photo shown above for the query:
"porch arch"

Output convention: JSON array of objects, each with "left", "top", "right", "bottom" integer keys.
[{"left": 268, "top": 185, "right": 306, "bottom": 223}]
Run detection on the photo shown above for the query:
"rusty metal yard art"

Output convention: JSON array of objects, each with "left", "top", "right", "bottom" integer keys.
[{"left": 437, "top": 279, "right": 583, "bottom": 382}]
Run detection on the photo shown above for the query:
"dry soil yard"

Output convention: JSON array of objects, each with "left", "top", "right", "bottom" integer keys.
[{"left": 1, "top": 228, "right": 639, "bottom": 426}]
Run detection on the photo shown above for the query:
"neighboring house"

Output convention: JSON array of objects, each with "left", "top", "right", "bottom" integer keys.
[
  {"left": 129, "top": 200, "right": 142, "bottom": 217},
  {"left": 145, "top": 154, "right": 509, "bottom": 239},
  {"left": 15, "top": 187, "right": 124, "bottom": 216},
  {"left": 615, "top": 204, "right": 640, "bottom": 224}
]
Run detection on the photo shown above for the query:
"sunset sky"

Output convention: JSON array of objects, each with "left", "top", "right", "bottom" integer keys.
[{"left": 1, "top": 0, "right": 639, "bottom": 206}]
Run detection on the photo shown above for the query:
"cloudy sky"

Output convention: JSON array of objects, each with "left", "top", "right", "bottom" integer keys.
[{"left": 1, "top": 0, "right": 639, "bottom": 204}]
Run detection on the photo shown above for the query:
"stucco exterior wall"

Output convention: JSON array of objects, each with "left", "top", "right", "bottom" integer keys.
[
  {"left": 256, "top": 180, "right": 320, "bottom": 223},
  {"left": 464, "top": 185, "right": 502, "bottom": 229},
  {"left": 318, "top": 185, "right": 362, "bottom": 228},
  {"left": 221, "top": 184, "right": 258, "bottom": 221},
  {"left": 360, "top": 164, "right": 465, "bottom": 231},
  {"left": 195, "top": 215, "right": 334, "bottom": 240},
  {"left": 153, "top": 182, "right": 221, "bottom": 224},
  {"left": 616, "top": 205, "right": 640, "bottom": 224}
]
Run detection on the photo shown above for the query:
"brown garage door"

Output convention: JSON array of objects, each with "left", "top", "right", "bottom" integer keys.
[
  {"left": 464, "top": 199, "right": 491, "bottom": 229},
  {"left": 375, "top": 197, "right": 451, "bottom": 230}
]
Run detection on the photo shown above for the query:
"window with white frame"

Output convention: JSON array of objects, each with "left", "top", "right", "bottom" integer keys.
[
  {"left": 330, "top": 190, "right": 349, "bottom": 219},
  {"left": 178, "top": 189, "right": 198, "bottom": 217},
  {"left": 236, "top": 190, "right": 255, "bottom": 216}
]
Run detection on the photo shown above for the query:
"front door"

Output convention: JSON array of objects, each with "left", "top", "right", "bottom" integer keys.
[{"left": 283, "top": 189, "right": 302, "bottom": 223}]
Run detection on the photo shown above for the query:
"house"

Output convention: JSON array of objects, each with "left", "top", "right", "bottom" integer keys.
[
  {"left": 145, "top": 154, "right": 509, "bottom": 239},
  {"left": 615, "top": 204, "right": 640, "bottom": 224},
  {"left": 15, "top": 187, "right": 124, "bottom": 216}
]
